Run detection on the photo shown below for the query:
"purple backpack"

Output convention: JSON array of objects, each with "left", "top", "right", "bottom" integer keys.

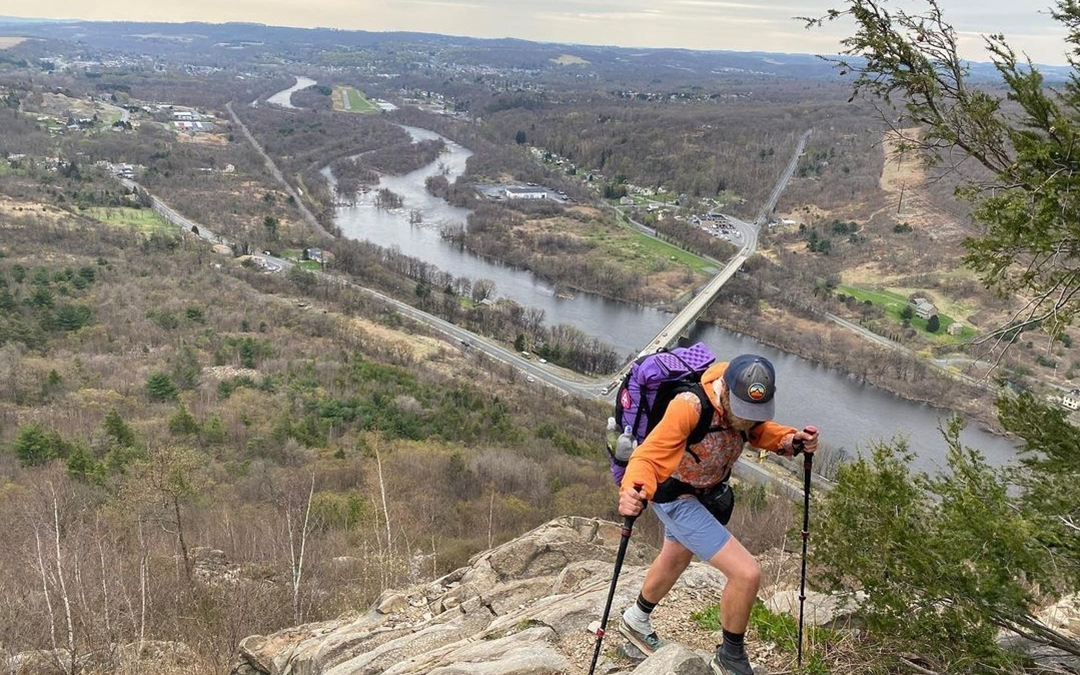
[{"left": 608, "top": 343, "right": 716, "bottom": 484}]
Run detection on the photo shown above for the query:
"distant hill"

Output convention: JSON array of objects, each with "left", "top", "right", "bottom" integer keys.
[
  {"left": 0, "top": 17, "right": 1070, "bottom": 83},
  {"left": 0, "top": 18, "right": 841, "bottom": 80}
]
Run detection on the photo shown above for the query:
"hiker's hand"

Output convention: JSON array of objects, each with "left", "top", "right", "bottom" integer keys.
[
  {"left": 793, "top": 427, "right": 819, "bottom": 455},
  {"left": 618, "top": 486, "right": 647, "bottom": 517}
]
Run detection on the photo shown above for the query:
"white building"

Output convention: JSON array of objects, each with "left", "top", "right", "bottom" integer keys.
[
  {"left": 1063, "top": 389, "right": 1080, "bottom": 411},
  {"left": 912, "top": 297, "right": 937, "bottom": 320},
  {"left": 505, "top": 186, "right": 549, "bottom": 200}
]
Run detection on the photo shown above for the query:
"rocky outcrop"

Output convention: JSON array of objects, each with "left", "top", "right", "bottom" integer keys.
[{"left": 229, "top": 516, "right": 815, "bottom": 675}]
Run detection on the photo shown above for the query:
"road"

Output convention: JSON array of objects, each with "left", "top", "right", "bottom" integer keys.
[
  {"left": 122, "top": 160, "right": 819, "bottom": 491},
  {"left": 225, "top": 102, "right": 333, "bottom": 239},
  {"left": 127, "top": 122, "right": 814, "bottom": 401},
  {"left": 600, "top": 130, "right": 811, "bottom": 391}
]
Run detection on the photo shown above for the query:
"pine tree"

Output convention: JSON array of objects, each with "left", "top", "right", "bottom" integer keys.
[
  {"left": 146, "top": 372, "right": 178, "bottom": 401},
  {"left": 102, "top": 408, "right": 136, "bottom": 447}
]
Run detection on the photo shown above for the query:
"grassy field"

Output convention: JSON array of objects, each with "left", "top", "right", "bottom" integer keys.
[
  {"left": 838, "top": 284, "right": 978, "bottom": 342},
  {"left": 332, "top": 86, "right": 379, "bottom": 114},
  {"left": 578, "top": 214, "right": 716, "bottom": 276},
  {"left": 83, "top": 207, "right": 174, "bottom": 236},
  {"left": 551, "top": 54, "right": 590, "bottom": 66},
  {"left": 280, "top": 248, "right": 323, "bottom": 270},
  {"left": 0, "top": 37, "right": 26, "bottom": 49}
]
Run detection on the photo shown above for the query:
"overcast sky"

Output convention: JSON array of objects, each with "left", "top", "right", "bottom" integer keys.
[{"left": 1, "top": 0, "right": 1071, "bottom": 65}]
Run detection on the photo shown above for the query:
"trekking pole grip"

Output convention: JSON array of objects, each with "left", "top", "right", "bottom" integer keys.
[
  {"left": 791, "top": 425, "right": 818, "bottom": 461},
  {"left": 622, "top": 483, "right": 645, "bottom": 534}
]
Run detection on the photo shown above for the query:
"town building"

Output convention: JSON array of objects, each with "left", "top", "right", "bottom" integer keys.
[
  {"left": 912, "top": 297, "right": 937, "bottom": 319},
  {"left": 1063, "top": 389, "right": 1080, "bottom": 411},
  {"left": 504, "top": 186, "right": 549, "bottom": 200}
]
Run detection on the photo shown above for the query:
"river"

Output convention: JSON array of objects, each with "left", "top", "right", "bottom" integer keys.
[
  {"left": 327, "top": 124, "right": 1018, "bottom": 474},
  {"left": 267, "top": 76, "right": 316, "bottom": 109}
]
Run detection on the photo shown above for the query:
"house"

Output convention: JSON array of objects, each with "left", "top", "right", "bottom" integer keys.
[
  {"left": 505, "top": 186, "right": 549, "bottom": 200},
  {"left": 912, "top": 297, "right": 937, "bottom": 320},
  {"left": 1063, "top": 389, "right": 1080, "bottom": 411}
]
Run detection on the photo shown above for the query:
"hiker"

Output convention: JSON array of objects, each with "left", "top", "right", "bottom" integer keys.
[{"left": 616, "top": 354, "right": 818, "bottom": 675}]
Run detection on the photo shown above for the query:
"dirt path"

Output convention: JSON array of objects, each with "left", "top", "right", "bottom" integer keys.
[{"left": 877, "top": 128, "right": 969, "bottom": 239}]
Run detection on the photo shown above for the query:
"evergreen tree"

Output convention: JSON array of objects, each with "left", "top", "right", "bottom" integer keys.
[
  {"left": 926, "top": 314, "right": 940, "bottom": 333},
  {"left": 12, "top": 423, "right": 68, "bottom": 466},
  {"left": 146, "top": 372, "right": 178, "bottom": 401},
  {"left": 168, "top": 403, "right": 201, "bottom": 436},
  {"left": 171, "top": 344, "right": 202, "bottom": 390},
  {"left": 102, "top": 408, "right": 136, "bottom": 448},
  {"left": 805, "top": 1, "right": 1080, "bottom": 664}
]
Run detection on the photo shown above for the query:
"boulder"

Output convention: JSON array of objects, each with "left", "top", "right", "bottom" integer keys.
[
  {"left": 375, "top": 591, "right": 410, "bottom": 615},
  {"left": 11, "top": 650, "right": 70, "bottom": 675},
  {"left": 230, "top": 517, "right": 729, "bottom": 675},
  {"left": 764, "top": 589, "right": 865, "bottom": 628},
  {"left": 633, "top": 643, "right": 712, "bottom": 675},
  {"left": 117, "top": 640, "right": 197, "bottom": 668}
]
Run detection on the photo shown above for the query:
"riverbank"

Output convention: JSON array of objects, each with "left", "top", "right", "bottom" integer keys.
[
  {"left": 697, "top": 301, "right": 1006, "bottom": 434},
  {"left": 313, "top": 117, "right": 1015, "bottom": 461}
]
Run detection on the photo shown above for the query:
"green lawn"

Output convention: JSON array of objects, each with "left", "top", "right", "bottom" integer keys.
[
  {"left": 579, "top": 214, "right": 716, "bottom": 276},
  {"left": 83, "top": 207, "right": 173, "bottom": 235},
  {"left": 838, "top": 284, "right": 978, "bottom": 342},
  {"left": 333, "top": 86, "right": 379, "bottom": 114},
  {"left": 626, "top": 231, "right": 715, "bottom": 275}
]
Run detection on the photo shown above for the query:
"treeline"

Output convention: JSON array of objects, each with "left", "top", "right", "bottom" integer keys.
[
  {"left": 654, "top": 217, "right": 739, "bottom": 261},
  {"left": 0, "top": 214, "right": 618, "bottom": 673},
  {"left": 303, "top": 235, "right": 622, "bottom": 375},
  {"left": 472, "top": 86, "right": 884, "bottom": 219}
]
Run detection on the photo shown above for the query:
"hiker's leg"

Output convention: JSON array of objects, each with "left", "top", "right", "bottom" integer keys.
[
  {"left": 707, "top": 535, "right": 760, "bottom": 634},
  {"left": 640, "top": 537, "right": 694, "bottom": 603}
]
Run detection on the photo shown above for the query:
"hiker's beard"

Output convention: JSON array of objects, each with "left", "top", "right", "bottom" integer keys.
[
  {"left": 728, "top": 415, "right": 757, "bottom": 432},
  {"left": 719, "top": 389, "right": 757, "bottom": 431}
]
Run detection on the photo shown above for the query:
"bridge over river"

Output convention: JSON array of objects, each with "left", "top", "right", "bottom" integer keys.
[{"left": 604, "top": 129, "right": 812, "bottom": 392}]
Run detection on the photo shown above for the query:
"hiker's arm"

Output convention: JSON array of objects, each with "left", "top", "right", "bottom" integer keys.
[
  {"left": 621, "top": 394, "right": 699, "bottom": 500},
  {"left": 748, "top": 421, "right": 801, "bottom": 456}
]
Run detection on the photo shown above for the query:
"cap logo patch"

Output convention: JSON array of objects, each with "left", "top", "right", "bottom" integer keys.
[{"left": 747, "top": 382, "right": 767, "bottom": 401}]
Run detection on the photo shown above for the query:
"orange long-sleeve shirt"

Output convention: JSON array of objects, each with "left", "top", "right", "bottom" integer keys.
[{"left": 621, "top": 362, "right": 797, "bottom": 500}]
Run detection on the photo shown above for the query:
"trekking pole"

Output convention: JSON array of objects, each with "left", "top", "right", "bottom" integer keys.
[
  {"left": 588, "top": 483, "right": 644, "bottom": 675},
  {"left": 794, "top": 426, "right": 817, "bottom": 668}
]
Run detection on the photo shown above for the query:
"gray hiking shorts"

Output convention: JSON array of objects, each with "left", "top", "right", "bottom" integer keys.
[{"left": 653, "top": 496, "right": 731, "bottom": 561}]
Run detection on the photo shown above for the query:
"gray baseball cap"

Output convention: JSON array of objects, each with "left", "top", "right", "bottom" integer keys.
[{"left": 723, "top": 354, "right": 776, "bottom": 422}]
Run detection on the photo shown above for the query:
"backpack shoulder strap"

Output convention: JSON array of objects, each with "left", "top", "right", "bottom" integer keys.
[{"left": 685, "top": 382, "right": 715, "bottom": 446}]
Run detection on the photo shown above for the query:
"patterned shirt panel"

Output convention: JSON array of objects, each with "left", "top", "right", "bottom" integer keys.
[{"left": 667, "top": 391, "right": 744, "bottom": 489}]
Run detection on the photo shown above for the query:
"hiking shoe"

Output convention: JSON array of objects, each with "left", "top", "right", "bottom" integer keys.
[
  {"left": 617, "top": 619, "right": 667, "bottom": 656},
  {"left": 710, "top": 647, "right": 754, "bottom": 675}
]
